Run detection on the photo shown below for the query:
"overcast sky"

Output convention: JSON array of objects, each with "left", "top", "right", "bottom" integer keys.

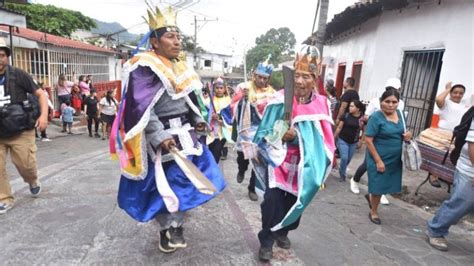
[{"left": 34, "top": 0, "right": 356, "bottom": 63}]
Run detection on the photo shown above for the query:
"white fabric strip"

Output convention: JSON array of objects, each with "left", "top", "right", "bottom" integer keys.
[
  {"left": 154, "top": 151, "right": 180, "bottom": 213},
  {"left": 170, "top": 148, "right": 217, "bottom": 195}
]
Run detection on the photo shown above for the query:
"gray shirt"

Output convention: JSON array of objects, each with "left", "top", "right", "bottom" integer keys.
[{"left": 145, "top": 91, "right": 204, "bottom": 150}]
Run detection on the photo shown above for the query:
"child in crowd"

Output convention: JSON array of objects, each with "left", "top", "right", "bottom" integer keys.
[{"left": 62, "top": 101, "right": 75, "bottom": 134}]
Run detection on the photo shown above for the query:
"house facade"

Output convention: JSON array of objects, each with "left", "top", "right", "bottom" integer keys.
[{"left": 322, "top": 0, "right": 473, "bottom": 135}]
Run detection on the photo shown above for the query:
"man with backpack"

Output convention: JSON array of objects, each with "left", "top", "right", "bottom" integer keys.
[
  {"left": 0, "top": 37, "right": 49, "bottom": 214},
  {"left": 427, "top": 106, "right": 474, "bottom": 251}
]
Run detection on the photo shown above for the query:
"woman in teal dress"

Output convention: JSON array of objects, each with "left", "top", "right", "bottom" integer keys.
[{"left": 364, "top": 88, "right": 412, "bottom": 224}]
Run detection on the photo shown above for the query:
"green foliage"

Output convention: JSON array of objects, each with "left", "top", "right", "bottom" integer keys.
[
  {"left": 5, "top": 3, "right": 96, "bottom": 37},
  {"left": 270, "top": 71, "right": 284, "bottom": 89},
  {"left": 255, "top": 27, "right": 296, "bottom": 55},
  {"left": 245, "top": 43, "right": 281, "bottom": 73},
  {"left": 181, "top": 35, "right": 205, "bottom": 53}
]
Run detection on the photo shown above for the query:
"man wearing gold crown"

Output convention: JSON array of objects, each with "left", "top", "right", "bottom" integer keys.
[
  {"left": 230, "top": 57, "right": 275, "bottom": 201},
  {"left": 251, "top": 46, "right": 335, "bottom": 261},
  {"left": 110, "top": 4, "right": 226, "bottom": 254}
]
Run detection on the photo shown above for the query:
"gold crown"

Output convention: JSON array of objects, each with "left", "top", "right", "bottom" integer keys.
[
  {"left": 144, "top": 2, "right": 178, "bottom": 30},
  {"left": 294, "top": 45, "right": 321, "bottom": 75}
]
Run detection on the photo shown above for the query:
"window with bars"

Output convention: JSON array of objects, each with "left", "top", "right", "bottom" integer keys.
[{"left": 13, "top": 46, "right": 112, "bottom": 109}]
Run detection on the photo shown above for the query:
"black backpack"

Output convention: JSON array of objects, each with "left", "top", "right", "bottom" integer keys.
[
  {"left": 443, "top": 106, "right": 474, "bottom": 165},
  {"left": 0, "top": 67, "right": 40, "bottom": 138}
]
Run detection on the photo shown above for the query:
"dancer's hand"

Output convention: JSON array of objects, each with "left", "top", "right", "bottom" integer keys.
[
  {"left": 195, "top": 122, "right": 206, "bottom": 132},
  {"left": 282, "top": 127, "right": 297, "bottom": 142},
  {"left": 160, "top": 138, "right": 176, "bottom": 152}
]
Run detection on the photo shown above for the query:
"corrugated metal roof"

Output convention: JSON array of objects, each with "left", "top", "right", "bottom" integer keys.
[
  {"left": 0, "top": 25, "right": 116, "bottom": 54},
  {"left": 324, "top": 0, "right": 410, "bottom": 42}
]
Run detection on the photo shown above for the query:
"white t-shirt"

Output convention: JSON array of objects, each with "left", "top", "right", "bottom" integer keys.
[
  {"left": 100, "top": 97, "right": 116, "bottom": 116},
  {"left": 0, "top": 84, "right": 11, "bottom": 108},
  {"left": 456, "top": 118, "right": 474, "bottom": 177},
  {"left": 438, "top": 99, "right": 470, "bottom": 131},
  {"left": 366, "top": 97, "right": 405, "bottom": 117}
]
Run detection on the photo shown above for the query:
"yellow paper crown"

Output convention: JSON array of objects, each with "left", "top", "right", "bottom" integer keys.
[
  {"left": 294, "top": 45, "right": 321, "bottom": 75},
  {"left": 144, "top": 2, "right": 178, "bottom": 30}
]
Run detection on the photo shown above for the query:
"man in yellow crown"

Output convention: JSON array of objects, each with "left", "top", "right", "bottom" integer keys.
[
  {"left": 252, "top": 46, "right": 335, "bottom": 261},
  {"left": 110, "top": 4, "right": 225, "bottom": 253}
]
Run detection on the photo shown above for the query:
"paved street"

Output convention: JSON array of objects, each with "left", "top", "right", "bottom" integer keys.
[{"left": 1, "top": 126, "right": 473, "bottom": 265}]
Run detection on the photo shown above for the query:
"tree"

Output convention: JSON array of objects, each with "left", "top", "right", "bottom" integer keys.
[
  {"left": 255, "top": 27, "right": 296, "bottom": 55},
  {"left": 5, "top": 3, "right": 96, "bottom": 37},
  {"left": 245, "top": 43, "right": 281, "bottom": 73},
  {"left": 181, "top": 35, "right": 205, "bottom": 53}
]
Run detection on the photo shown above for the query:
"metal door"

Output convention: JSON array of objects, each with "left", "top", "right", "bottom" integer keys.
[{"left": 400, "top": 49, "right": 444, "bottom": 137}]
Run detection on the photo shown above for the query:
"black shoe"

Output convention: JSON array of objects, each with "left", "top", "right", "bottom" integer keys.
[
  {"left": 276, "top": 235, "right": 291, "bottom": 249},
  {"left": 369, "top": 212, "right": 381, "bottom": 225},
  {"left": 94, "top": 133, "right": 101, "bottom": 138},
  {"left": 221, "top": 155, "right": 227, "bottom": 161},
  {"left": 89, "top": 133, "right": 93, "bottom": 138},
  {"left": 29, "top": 182, "right": 41, "bottom": 196},
  {"left": 166, "top": 227, "right": 187, "bottom": 248},
  {"left": 258, "top": 246, "right": 273, "bottom": 262},
  {"left": 236, "top": 172, "right": 244, "bottom": 183},
  {"left": 159, "top": 230, "right": 176, "bottom": 253},
  {"left": 248, "top": 191, "right": 258, "bottom": 201}
]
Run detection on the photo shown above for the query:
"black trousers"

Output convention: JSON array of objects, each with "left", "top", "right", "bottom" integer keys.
[
  {"left": 237, "top": 151, "right": 256, "bottom": 192},
  {"left": 87, "top": 115, "right": 100, "bottom": 135},
  {"left": 258, "top": 188, "right": 301, "bottom": 248},
  {"left": 208, "top": 138, "right": 226, "bottom": 164},
  {"left": 353, "top": 157, "right": 367, "bottom": 182}
]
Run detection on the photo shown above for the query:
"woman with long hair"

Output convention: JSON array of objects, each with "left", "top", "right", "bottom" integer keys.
[{"left": 334, "top": 99, "right": 365, "bottom": 182}]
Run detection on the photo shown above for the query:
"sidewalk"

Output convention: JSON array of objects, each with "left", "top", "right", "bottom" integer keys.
[
  {"left": 343, "top": 145, "right": 474, "bottom": 226},
  {"left": 1, "top": 137, "right": 473, "bottom": 264}
]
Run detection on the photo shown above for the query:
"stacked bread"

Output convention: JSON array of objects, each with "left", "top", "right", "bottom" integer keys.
[{"left": 418, "top": 128, "right": 453, "bottom": 151}]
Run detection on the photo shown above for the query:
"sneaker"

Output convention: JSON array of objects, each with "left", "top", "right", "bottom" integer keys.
[
  {"left": 380, "top": 195, "right": 390, "bottom": 205},
  {"left": 248, "top": 191, "right": 258, "bottom": 201},
  {"left": 428, "top": 235, "right": 448, "bottom": 251},
  {"left": 94, "top": 133, "right": 101, "bottom": 138},
  {"left": 159, "top": 230, "right": 177, "bottom": 253},
  {"left": 236, "top": 172, "right": 244, "bottom": 183},
  {"left": 350, "top": 178, "right": 360, "bottom": 194},
  {"left": 258, "top": 246, "right": 273, "bottom": 261},
  {"left": 29, "top": 182, "right": 41, "bottom": 196},
  {"left": 276, "top": 235, "right": 291, "bottom": 249},
  {"left": 221, "top": 155, "right": 227, "bottom": 160},
  {"left": 166, "top": 227, "right": 187, "bottom": 248},
  {"left": 41, "top": 138, "right": 51, "bottom": 142},
  {"left": 0, "top": 202, "right": 12, "bottom": 214}
]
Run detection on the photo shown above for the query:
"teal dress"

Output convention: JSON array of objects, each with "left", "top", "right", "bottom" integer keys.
[{"left": 365, "top": 110, "right": 404, "bottom": 194}]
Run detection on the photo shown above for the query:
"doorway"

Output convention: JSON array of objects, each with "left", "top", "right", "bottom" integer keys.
[
  {"left": 335, "top": 63, "right": 346, "bottom": 98},
  {"left": 400, "top": 49, "right": 444, "bottom": 137}
]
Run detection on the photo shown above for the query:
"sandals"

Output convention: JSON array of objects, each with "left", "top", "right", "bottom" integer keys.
[{"left": 369, "top": 213, "right": 381, "bottom": 225}]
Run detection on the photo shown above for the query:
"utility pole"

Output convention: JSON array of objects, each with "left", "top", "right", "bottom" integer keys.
[
  {"left": 194, "top": 15, "right": 197, "bottom": 68},
  {"left": 193, "top": 15, "right": 218, "bottom": 69}
]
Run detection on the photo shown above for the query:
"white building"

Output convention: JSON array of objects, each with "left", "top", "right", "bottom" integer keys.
[
  {"left": 0, "top": 6, "right": 26, "bottom": 27},
  {"left": 186, "top": 52, "right": 233, "bottom": 85},
  {"left": 322, "top": 0, "right": 473, "bottom": 135}
]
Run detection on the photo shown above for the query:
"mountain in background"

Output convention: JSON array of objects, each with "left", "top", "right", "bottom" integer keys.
[{"left": 91, "top": 19, "right": 140, "bottom": 44}]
